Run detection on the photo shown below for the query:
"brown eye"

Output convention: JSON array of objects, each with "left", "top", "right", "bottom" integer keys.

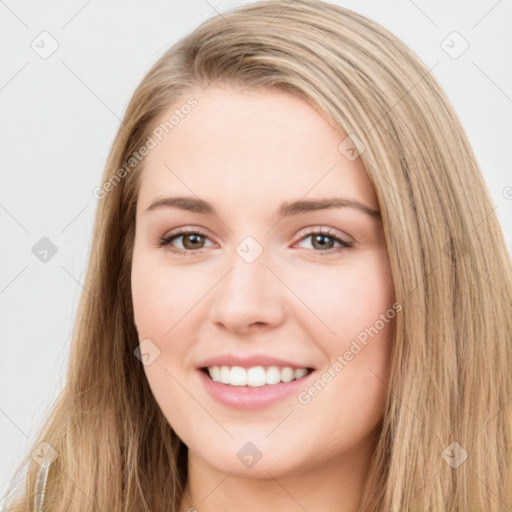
[
  {"left": 157, "top": 229, "right": 214, "bottom": 256},
  {"left": 180, "top": 233, "right": 206, "bottom": 250},
  {"left": 295, "top": 229, "right": 353, "bottom": 255},
  {"left": 310, "top": 233, "right": 337, "bottom": 250}
]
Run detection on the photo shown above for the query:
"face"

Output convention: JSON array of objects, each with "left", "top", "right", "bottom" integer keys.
[{"left": 131, "top": 85, "right": 396, "bottom": 479}]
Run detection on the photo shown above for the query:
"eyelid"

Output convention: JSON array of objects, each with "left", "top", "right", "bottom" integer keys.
[
  {"left": 294, "top": 225, "right": 352, "bottom": 244},
  {"left": 161, "top": 225, "right": 212, "bottom": 240}
]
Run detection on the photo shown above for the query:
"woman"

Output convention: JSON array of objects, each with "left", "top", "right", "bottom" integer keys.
[{"left": 5, "top": 1, "right": 512, "bottom": 511}]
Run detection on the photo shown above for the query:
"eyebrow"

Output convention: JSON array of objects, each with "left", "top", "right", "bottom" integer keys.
[{"left": 144, "top": 196, "right": 381, "bottom": 219}]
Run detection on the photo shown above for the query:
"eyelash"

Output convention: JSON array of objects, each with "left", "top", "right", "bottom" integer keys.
[{"left": 156, "top": 227, "right": 353, "bottom": 257}]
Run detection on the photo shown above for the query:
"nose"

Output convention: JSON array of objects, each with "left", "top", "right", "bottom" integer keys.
[{"left": 207, "top": 247, "right": 286, "bottom": 335}]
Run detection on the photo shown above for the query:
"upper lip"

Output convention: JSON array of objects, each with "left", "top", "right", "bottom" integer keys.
[{"left": 197, "top": 354, "right": 315, "bottom": 370}]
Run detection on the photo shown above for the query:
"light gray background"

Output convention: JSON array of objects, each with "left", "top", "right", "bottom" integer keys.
[{"left": 1, "top": 0, "right": 511, "bottom": 501}]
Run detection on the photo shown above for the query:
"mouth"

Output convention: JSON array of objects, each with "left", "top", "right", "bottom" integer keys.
[{"left": 199, "top": 365, "right": 315, "bottom": 388}]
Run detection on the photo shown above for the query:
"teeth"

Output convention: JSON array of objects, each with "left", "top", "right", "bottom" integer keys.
[
  {"left": 220, "top": 365, "right": 230, "bottom": 384},
  {"left": 230, "top": 366, "right": 247, "bottom": 386},
  {"left": 206, "top": 365, "right": 311, "bottom": 387}
]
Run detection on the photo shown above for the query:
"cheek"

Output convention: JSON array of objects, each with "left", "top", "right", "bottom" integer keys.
[
  {"left": 288, "top": 251, "right": 395, "bottom": 340},
  {"left": 131, "top": 253, "right": 210, "bottom": 383},
  {"left": 131, "top": 255, "right": 201, "bottom": 421},
  {"left": 131, "top": 254, "right": 195, "bottom": 335}
]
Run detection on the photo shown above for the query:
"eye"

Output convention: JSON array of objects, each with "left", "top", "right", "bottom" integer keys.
[
  {"left": 157, "top": 228, "right": 214, "bottom": 256},
  {"left": 294, "top": 228, "right": 353, "bottom": 256},
  {"left": 156, "top": 227, "right": 353, "bottom": 256}
]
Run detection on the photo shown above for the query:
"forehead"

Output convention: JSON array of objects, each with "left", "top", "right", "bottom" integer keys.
[{"left": 137, "top": 86, "right": 377, "bottom": 213}]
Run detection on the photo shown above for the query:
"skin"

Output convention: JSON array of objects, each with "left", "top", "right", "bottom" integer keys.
[{"left": 131, "top": 85, "right": 396, "bottom": 512}]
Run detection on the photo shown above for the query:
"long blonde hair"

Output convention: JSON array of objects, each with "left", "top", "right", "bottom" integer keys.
[{"left": 5, "top": 1, "right": 512, "bottom": 510}]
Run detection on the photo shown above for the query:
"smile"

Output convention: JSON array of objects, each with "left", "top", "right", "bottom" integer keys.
[
  {"left": 202, "top": 365, "right": 313, "bottom": 387},
  {"left": 197, "top": 365, "right": 317, "bottom": 410}
]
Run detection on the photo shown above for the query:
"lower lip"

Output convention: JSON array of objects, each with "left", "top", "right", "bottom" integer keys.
[{"left": 197, "top": 369, "right": 315, "bottom": 410}]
